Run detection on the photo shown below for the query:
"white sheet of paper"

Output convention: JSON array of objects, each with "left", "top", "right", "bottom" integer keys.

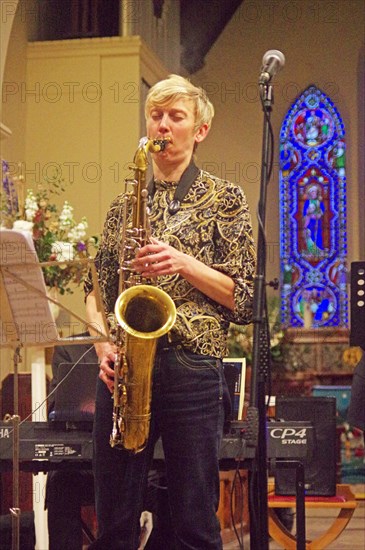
[{"left": 0, "top": 229, "right": 59, "bottom": 346}]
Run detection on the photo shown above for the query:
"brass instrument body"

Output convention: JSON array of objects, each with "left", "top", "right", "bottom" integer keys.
[{"left": 111, "top": 137, "right": 176, "bottom": 453}]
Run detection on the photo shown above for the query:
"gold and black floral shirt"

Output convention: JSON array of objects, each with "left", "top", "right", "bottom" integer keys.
[{"left": 84, "top": 170, "right": 256, "bottom": 358}]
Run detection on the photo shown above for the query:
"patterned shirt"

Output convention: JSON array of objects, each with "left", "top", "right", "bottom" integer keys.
[{"left": 84, "top": 170, "right": 255, "bottom": 358}]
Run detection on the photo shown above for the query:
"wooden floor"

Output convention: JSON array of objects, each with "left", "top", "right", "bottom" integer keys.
[{"left": 223, "top": 485, "right": 365, "bottom": 550}]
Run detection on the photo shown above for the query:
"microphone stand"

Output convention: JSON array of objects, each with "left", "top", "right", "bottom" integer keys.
[{"left": 248, "top": 82, "right": 274, "bottom": 549}]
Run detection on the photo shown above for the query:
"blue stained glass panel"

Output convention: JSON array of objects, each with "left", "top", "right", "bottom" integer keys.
[{"left": 279, "top": 85, "right": 348, "bottom": 328}]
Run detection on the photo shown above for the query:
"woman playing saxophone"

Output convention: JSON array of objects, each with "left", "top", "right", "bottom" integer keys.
[{"left": 85, "top": 74, "right": 255, "bottom": 550}]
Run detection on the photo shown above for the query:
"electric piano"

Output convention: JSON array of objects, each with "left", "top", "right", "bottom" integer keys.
[{"left": 0, "top": 420, "right": 314, "bottom": 473}]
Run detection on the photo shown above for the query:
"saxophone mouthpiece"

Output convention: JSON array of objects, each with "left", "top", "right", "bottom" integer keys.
[{"left": 151, "top": 137, "right": 171, "bottom": 151}]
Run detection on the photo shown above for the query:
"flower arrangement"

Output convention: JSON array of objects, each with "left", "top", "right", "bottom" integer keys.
[
  {"left": 1, "top": 160, "right": 99, "bottom": 295},
  {"left": 227, "top": 296, "right": 285, "bottom": 366}
]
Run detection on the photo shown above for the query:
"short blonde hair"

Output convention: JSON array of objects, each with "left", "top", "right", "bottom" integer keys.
[{"left": 145, "top": 74, "right": 214, "bottom": 131}]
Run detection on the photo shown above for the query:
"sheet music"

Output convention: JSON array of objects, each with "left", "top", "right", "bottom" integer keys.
[{"left": 0, "top": 229, "right": 58, "bottom": 346}]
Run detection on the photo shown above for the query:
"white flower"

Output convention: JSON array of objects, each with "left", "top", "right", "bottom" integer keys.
[
  {"left": 52, "top": 240, "right": 74, "bottom": 262},
  {"left": 68, "top": 217, "right": 88, "bottom": 242},
  {"left": 24, "top": 190, "right": 38, "bottom": 221},
  {"left": 13, "top": 219, "right": 34, "bottom": 233},
  {"left": 59, "top": 201, "right": 74, "bottom": 230}
]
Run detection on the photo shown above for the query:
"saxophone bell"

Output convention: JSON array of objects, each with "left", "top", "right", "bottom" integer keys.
[
  {"left": 115, "top": 285, "right": 176, "bottom": 340},
  {"left": 111, "top": 286, "right": 176, "bottom": 453}
]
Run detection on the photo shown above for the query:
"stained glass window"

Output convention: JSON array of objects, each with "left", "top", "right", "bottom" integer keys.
[{"left": 279, "top": 85, "right": 348, "bottom": 328}]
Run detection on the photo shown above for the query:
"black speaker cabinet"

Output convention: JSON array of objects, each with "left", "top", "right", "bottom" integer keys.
[
  {"left": 0, "top": 511, "right": 35, "bottom": 549},
  {"left": 274, "top": 396, "right": 337, "bottom": 496}
]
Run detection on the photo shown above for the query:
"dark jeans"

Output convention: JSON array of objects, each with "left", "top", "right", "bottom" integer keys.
[{"left": 90, "top": 347, "right": 228, "bottom": 550}]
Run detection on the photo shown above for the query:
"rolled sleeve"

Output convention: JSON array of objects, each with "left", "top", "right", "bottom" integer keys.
[{"left": 211, "top": 184, "right": 256, "bottom": 324}]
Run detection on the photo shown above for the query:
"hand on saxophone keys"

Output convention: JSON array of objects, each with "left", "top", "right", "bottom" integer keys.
[
  {"left": 133, "top": 237, "right": 185, "bottom": 277},
  {"left": 95, "top": 341, "right": 118, "bottom": 393}
]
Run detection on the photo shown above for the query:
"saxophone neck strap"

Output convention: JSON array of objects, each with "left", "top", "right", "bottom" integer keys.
[{"left": 148, "top": 161, "right": 200, "bottom": 215}]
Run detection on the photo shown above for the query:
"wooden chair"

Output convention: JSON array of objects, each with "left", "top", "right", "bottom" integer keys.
[{"left": 267, "top": 483, "right": 357, "bottom": 549}]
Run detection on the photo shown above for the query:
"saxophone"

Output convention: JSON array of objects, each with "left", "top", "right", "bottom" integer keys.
[{"left": 110, "top": 137, "right": 176, "bottom": 453}]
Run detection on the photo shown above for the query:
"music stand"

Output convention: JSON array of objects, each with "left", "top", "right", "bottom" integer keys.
[{"left": 0, "top": 229, "right": 109, "bottom": 549}]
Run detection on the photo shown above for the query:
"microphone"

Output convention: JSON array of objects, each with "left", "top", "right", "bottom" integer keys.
[{"left": 259, "top": 50, "right": 285, "bottom": 84}]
